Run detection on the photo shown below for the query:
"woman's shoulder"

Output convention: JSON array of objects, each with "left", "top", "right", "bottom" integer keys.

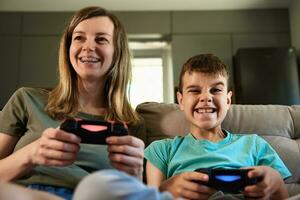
[
  {"left": 9, "top": 87, "right": 50, "bottom": 109},
  {"left": 16, "top": 87, "right": 50, "bottom": 96}
]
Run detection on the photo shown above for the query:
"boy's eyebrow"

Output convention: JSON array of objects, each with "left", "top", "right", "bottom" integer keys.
[
  {"left": 185, "top": 81, "right": 225, "bottom": 89},
  {"left": 212, "top": 81, "right": 225, "bottom": 87},
  {"left": 185, "top": 85, "right": 200, "bottom": 90}
]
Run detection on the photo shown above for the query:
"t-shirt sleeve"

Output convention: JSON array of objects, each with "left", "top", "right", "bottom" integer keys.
[
  {"left": 255, "top": 135, "right": 291, "bottom": 179},
  {"left": 0, "top": 88, "right": 28, "bottom": 137},
  {"left": 144, "top": 139, "right": 172, "bottom": 176}
]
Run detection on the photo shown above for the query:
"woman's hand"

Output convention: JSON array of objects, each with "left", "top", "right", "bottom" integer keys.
[
  {"left": 106, "top": 135, "right": 145, "bottom": 179},
  {"left": 24, "top": 128, "right": 81, "bottom": 167},
  {"left": 159, "top": 171, "right": 216, "bottom": 200}
]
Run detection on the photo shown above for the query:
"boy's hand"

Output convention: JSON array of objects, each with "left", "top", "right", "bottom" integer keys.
[
  {"left": 159, "top": 171, "right": 216, "bottom": 200},
  {"left": 243, "top": 166, "right": 288, "bottom": 200}
]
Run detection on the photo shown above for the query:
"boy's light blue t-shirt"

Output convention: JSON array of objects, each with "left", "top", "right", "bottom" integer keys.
[{"left": 144, "top": 131, "right": 291, "bottom": 179}]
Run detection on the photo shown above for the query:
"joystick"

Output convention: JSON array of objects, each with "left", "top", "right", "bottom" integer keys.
[
  {"left": 195, "top": 168, "right": 262, "bottom": 193},
  {"left": 60, "top": 118, "right": 128, "bottom": 144}
]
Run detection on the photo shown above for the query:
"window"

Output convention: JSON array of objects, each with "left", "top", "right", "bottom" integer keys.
[
  {"left": 129, "top": 57, "right": 163, "bottom": 108},
  {"left": 128, "top": 40, "right": 174, "bottom": 108}
]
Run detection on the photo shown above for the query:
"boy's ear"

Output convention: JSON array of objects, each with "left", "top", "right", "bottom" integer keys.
[
  {"left": 227, "top": 91, "right": 232, "bottom": 105},
  {"left": 176, "top": 91, "right": 184, "bottom": 110}
]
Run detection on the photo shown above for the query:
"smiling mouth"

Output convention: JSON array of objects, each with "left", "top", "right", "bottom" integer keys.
[
  {"left": 79, "top": 56, "right": 101, "bottom": 63},
  {"left": 195, "top": 108, "right": 217, "bottom": 114}
]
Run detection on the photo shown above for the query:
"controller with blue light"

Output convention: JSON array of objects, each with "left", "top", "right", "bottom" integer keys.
[
  {"left": 60, "top": 118, "right": 128, "bottom": 145},
  {"left": 195, "top": 168, "right": 263, "bottom": 193}
]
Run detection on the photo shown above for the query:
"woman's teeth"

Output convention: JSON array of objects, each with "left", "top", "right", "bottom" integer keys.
[{"left": 79, "top": 57, "right": 100, "bottom": 63}]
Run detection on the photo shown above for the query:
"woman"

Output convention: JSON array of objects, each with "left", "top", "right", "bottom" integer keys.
[{"left": 0, "top": 6, "right": 145, "bottom": 200}]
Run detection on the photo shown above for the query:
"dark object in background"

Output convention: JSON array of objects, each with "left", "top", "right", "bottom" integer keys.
[{"left": 234, "top": 47, "right": 300, "bottom": 105}]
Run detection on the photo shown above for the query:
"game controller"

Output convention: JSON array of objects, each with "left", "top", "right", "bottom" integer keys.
[
  {"left": 195, "top": 168, "right": 263, "bottom": 193},
  {"left": 60, "top": 118, "right": 128, "bottom": 144}
]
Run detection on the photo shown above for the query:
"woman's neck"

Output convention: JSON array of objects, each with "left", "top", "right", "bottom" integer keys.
[{"left": 77, "top": 79, "right": 107, "bottom": 115}]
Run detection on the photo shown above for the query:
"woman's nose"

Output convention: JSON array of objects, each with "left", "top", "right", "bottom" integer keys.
[{"left": 82, "top": 40, "right": 96, "bottom": 52}]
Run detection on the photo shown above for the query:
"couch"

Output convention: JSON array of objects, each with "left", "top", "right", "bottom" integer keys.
[{"left": 136, "top": 102, "right": 300, "bottom": 197}]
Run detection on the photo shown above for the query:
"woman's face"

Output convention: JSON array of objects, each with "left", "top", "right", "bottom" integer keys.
[{"left": 69, "top": 16, "right": 115, "bottom": 82}]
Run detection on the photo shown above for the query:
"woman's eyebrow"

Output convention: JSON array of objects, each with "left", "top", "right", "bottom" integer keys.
[
  {"left": 95, "top": 32, "right": 112, "bottom": 37},
  {"left": 73, "top": 31, "right": 85, "bottom": 34},
  {"left": 72, "top": 31, "right": 112, "bottom": 37}
]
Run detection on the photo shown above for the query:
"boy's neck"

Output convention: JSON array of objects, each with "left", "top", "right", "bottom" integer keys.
[{"left": 191, "top": 128, "right": 226, "bottom": 142}]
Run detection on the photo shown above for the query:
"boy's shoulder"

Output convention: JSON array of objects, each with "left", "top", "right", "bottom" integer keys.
[
  {"left": 229, "top": 132, "right": 269, "bottom": 145},
  {"left": 146, "top": 134, "right": 189, "bottom": 149},
  {"left": 232, "top": 132, "right": 259, "bottom": 138}
]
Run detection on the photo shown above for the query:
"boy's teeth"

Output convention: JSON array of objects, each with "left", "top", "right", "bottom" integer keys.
[{"left": 197, "top": 108, "right": 214, "bottom": 113}]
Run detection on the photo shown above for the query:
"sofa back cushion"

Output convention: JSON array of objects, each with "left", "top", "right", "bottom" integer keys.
[{"left": 136, "top": 102, "right": 300, "bottom": 187}]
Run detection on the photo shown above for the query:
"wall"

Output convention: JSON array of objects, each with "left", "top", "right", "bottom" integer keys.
[
  {"left": 290, "top": 0, "right": 300, "bottom": 56},
  {"left": 171, "top": 10, "right": 290, "bottom": 87},
  {"left": 0, "top": 9, "right": 290, "bottom": 108}
]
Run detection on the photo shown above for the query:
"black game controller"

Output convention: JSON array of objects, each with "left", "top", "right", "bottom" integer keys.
[
  {"left": 60, "top": 118, "right": 128, "bottom": 144},
  {"left": 195, "top": 168, "right": 262, "bottom": 193}
]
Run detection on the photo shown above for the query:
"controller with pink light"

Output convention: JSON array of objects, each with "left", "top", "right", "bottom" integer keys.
[
  {"left": 195, "top": 168, "right": 263, "bottom": 193},
  {"left": 60, "top": 118, "right": 128, "bottom": 144}
]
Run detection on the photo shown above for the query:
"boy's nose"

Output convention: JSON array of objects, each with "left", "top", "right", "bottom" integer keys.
[{"left": 200, "top": 93, "right": 212, "bottom": 103}]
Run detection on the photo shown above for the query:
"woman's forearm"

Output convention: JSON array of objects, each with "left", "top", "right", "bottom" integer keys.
[{"left": 0, "top": 147, "right": 34, "bottom": 181}]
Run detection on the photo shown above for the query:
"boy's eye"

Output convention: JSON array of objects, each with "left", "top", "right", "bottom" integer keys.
[
  {"left": 187, "top": 89, "right": 200, "bottom": 94},
  {"left": 211, "top": 88, "right": 223, "bottom": 93}
]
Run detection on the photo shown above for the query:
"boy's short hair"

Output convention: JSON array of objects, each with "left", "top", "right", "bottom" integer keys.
[{"left": 178, "top": 54, "right": 230, "bottom": 93}]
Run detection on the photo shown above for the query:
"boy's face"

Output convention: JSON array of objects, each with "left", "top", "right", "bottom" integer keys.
[{"left": 177, "top": 71, "right": 232, "bottom": 134}]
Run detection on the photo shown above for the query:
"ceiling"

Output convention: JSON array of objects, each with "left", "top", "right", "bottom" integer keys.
[{"left": 0, "top": 0, "right": 294, "bottom": 12}]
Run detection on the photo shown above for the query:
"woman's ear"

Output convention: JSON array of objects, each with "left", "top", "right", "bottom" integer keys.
[{"left": 176, "top": 91, "right": 184, "bottom": 111}]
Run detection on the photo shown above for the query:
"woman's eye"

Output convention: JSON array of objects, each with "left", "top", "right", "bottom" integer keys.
[
  {"left": 96, "top": 37, "right": 108, "bottom": 43},
  {"left": 73, "top": 36, "right": 83, "bottom": 41}
]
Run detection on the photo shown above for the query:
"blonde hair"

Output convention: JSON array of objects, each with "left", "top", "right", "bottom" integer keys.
[{"left": 45, "top": 6, "right": 139, "bottom": 124}]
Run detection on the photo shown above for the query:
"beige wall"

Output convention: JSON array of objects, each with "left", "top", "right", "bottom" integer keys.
[
  {"left": 0, "top": 9, "right": 291, "bottom": 108},
  {"left": 290, "top": 0, "right": 300, "bottom": 56}
]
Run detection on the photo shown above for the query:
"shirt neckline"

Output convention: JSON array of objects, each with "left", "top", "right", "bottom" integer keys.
[
  {"left": 188, "top": 129, "right": 231, "bottom": 146},
  {"left": 76, "top": 112, "right": 105, "bottom": 120}
]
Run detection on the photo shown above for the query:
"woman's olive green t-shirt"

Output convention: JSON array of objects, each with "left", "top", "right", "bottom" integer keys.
[{"left": 0, "top": 87, "right": 146, "bottom": 189}]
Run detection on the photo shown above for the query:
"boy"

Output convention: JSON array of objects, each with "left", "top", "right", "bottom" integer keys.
[{"left": 144, "top": 54, "right": 291, "bottom": 200}]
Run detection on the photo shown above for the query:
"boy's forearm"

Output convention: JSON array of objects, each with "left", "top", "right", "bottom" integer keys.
[
  {"left": 270, "top": 181, "right": 289, "bottom": 200},
  {"left": 158, "top": 180, "right": 169, "bottom": 192}
]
